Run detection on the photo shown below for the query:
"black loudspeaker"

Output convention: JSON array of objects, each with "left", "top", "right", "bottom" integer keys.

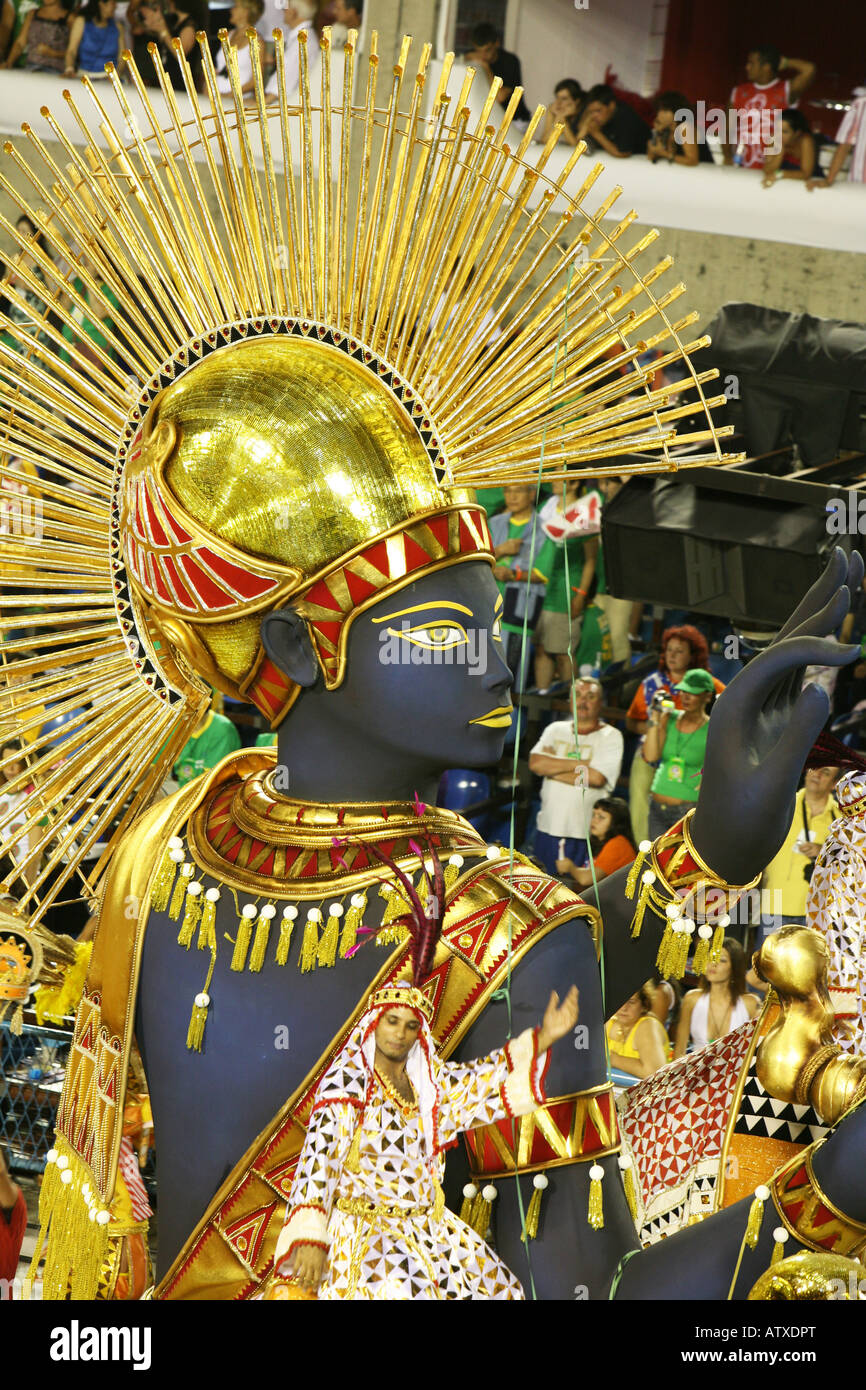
[
  {"left": 602, "top": 466, "right": 854, "bottom": 627},
  {"left": 690, "top": 303, "right": 866, "bottom": 467}
]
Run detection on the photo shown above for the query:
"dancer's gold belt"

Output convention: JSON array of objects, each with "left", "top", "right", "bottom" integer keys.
[{"left": 335, "top": 1196, "right": 430, "bottom": 1221}]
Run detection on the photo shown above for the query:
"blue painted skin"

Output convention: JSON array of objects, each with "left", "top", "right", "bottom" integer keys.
[{"left": 135, "top": 549, "right": 866, "bottom": 1297}]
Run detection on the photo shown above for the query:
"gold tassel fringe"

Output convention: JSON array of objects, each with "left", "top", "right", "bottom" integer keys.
[
  {"left": 197, "top": 890, "right": 218, "bottom": 951},
  {"left": 340, "top": 893, "right": 365, "bottom": 957},
  {"left": 151, "top": 839, "right": 183, "bottom": 912},
  {"left": 33, "top": 1138, "right": 111, "bottom": 1300},
  {"left": 459, "top": 1183, "right": 477, "bottom": 1224},
  {"left": 231, "top": 907, "right": 257, "bottom": 972},
  {"left": 709, "top": 920, "right": 727, "bottom": 964},
  {"left": 249, "top": 906, "right": 276, "bottom": 972},
  {"left": 692, "top": 925, "right": 712, "bottom": 977},
  {"left": 177, "top": 883, "right": 203, "bottom": 948},
  {"left": 443, "top": 855, "right": 464, "bottom": 891},
  {"left": 10, "top": 1002, "right": 23, "bottom": 1035},
  {"left": 317, "top": 904, "right": 341, "bottom": 968},
  {"left": 470, "top": 1186, "right": 495, "bottom": 1236},
  {"left": 521, "top": 1174, "right": 547, "bottom": 1242},
  {"left": 168, "top": 864, "right": 193, "bottom": 920},
  {"left": 745, "top": 1185, "right": 769, "bottom": 1249},
  {"left": 186, "top": 991, "right": 210, "bottom": 1052},
  {"left": 771, "top": 1228, "right": 788, "bottom": 1264},
  {"left": 301, "top": 910, "right": 321, "bottom": 973},
  {"left": 625, "top": 842, "right": 651, "bottom": 900},
  {"left": 588, "top": 1164, "right": 605, "bottom": 1230},
  {"left": 276, "top": 906, "right": 298, "bottom": 965}
]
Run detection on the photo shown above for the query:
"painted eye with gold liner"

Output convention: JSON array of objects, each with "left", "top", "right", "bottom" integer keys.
[{"left": 386, "top": 622, "right": 468, "bottom": 650}]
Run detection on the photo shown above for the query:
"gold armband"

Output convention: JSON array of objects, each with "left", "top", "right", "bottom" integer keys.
[
  {"left": 624, "top": 809, "right": 760, "bottom": 979},
  {"left": 771, "top": 1144, "right": 866, "bottom": 1260}
]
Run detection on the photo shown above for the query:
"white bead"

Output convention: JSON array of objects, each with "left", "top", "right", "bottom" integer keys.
[
  {"left": 96, "top": 1209, "right": 110, "bottom": 1225},
  {"left": 187, "top": 881, "right": 202, "bottom": 897},
  {"left": 641, "top": 870, "right": 656, "bottom": 885},
  {"left": 482, "top": 1184, "right": 498, "bottom": 1201},
  {"left": 718, "top": 914, "right": 731, "bottom": 929},
  {"left": 755, "top": 1185, "right": 770, "bottom": 1202},
  {"left": 449, "top": 855, "right": 464, "bottom": 868},
  {"left": 697, "top": 924, "right": 713, "bottom": 940},
  {"left": 486, "top": 845, "right": 501, "bottom": 859},
  {"left": 195, "top": 992, "right": 210, "bottom": 1009},
  {"left": 533, "top": 1174, "right": 548, "bottom": 1191},
  {"left": 665, "top": 903, "right": 681, "bottom": 920},
  {"left": 241, "top": 903, "right": 258, "bottom": 919},
  {"left": 327, "top": 903, "right": 344, "bottom": 917},
  {"left": 181, "top": 863, "right": 194, "bottom": 877},
  {"left": 169, "top": 848, "right": 185, "bottom": 864},
  {"left": 684, "top": 920, "right": 696, "bottom": 935},
  {"left": 60, "top": 1169, "right": 73, "bottom": 1184},
  {"left": 260, "top": 904, "right": 277, "bottom": 920},
  {"left": 462, "top": 1183, "right": 478, "bottom": 1199},
  {"left": 350, "top": 895, "right": 365, "bottom": 909},
  {"left": 88, "top": 1206, "right": 97, "bottom": 1221},
  {"left": 772, "top": 1227, "right": 788, "bottom": 1244},
  {"left": 283, "top": 905, "right": 299, "bottom": 919},
  {"left": 307, "top": 908, "right": 322, "bottom": 921},
  {"left": 46, "top": 1149, "right": 57, "bottom": 1165},
  {"left": 617, "top": 1154, "right": 632, "bottom": 1171},
  {"left": 56, "top": 1154, "right": 68, "bottom": 1170},
  {"left": 168, "top": 836, "right": 183, "bottom": 851},
  {"left": 205, "top": 888, "right": 220, "bottom": 903},
  {"left": 589, "top": 1164, "right": 605, "bottom": 1182},
  {"left": 639, "top": 840, "right": 652, "bottom": 853}
]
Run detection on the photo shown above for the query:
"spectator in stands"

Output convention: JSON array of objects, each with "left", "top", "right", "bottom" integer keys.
[
  {"left": 265, "top": 0, "right": 318, "bottom": 96},
  {"left": 556, "top": 794, "right": 635, "bottom": 889},
  {"left": 0, "top": 737, "right": 39, "bottom": 884},
  {"left": 331, "top": 0, "right": 362, "bottom": 31},
  {"left": 1, "top": 218, "right": 52, "bottom": 357},
  {"left": 647, "top": 91, "right": 706, "bottom": 167},
  {"left": 626, "top": 624, "right": 724, "bottom": 844},
  {"left": 808, "top": 91, "right": 866, "bottom": 188},
  {"left": 576, "top": 83, "right": 652, "bottom": 158},
  {"left": 533, "top": 479, "right": 599, "bottom": 691},
  {"left": 642, "top": 667, "right": 715, "bottom": 840},
  {"left": 489, "top": 484, "right": 551, "bottom": 691},
  {"left": 725, "top": 45, "right": 816, "bottom": 169},
  {"left": 674, "top": 938, "right": 759, "bottom": 1057},
  {"left": 539, "top": 78, "right": 584, "bottom": 147},
  {"left": 757, "top": 765, "right": 841, "bottom": 943},
  {"left": 64, "top": 0, "right": 120, "bottom": 74},
  {"left": 605, "top": 983, "right": 670, "bottom": 1080},
  {"left": 129, "top": 0, "right": 199, "bottom": 90},
  {"left": 215, "top": 0, "right": 265, "bottom": 96},
  {"left": 1, "top": 0, "right": 70, "bottom": 71},
  {"left": 593, "top": 474, "right": 638, "bottom": 664},
  {"left": 58, "top": 253, "right": 120, "bottom": 370},
  {"left": 762, "top": 108, "right": 817, "bottom": 184},
  {"left": 528, "top": 675, "right": 623, "bottom": 877},
  {"left": 173, "top": 690, "right": 241, "bottom": 788},
  {"left": 0, "top": 1144, "right": 26, "bottom": 1288},
  {"left": 465, "top": 21, "right": 531, "bottom": 127}
]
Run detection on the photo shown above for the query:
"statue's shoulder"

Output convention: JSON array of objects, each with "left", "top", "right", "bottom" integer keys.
[{"left": 444, "top": 851, "right": 600, "bottom": 967}]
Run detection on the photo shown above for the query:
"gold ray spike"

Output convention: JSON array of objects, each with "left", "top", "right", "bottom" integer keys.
[{"left": 0, "top": 34, "right": 732, "bottom": 922}]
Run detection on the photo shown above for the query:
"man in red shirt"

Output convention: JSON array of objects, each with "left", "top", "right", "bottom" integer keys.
[{"left": 725, "top": 44, "right": 816, "bottom": 169}]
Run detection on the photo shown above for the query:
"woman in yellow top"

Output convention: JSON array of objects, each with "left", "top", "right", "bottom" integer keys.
[
  {"left": 605, "top": 984, "right": 670, "bottom": 1080},
  {"left": 758, "top": 765, "right": 841, "bottom": 943}
]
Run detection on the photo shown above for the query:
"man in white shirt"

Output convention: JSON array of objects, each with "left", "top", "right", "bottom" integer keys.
[
  {"left": 264, "top": 0, "right": 318, "bottom": 95},
  {"left": 528, "top": 676, "right": 623, "bottom": 878}
]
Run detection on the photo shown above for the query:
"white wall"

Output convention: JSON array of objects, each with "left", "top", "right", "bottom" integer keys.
[{"left": 506, "top": 0, "right": 665, "bottom": 109}]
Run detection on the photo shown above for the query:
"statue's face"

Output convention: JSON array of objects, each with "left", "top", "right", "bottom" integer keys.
[{"left": 306, "top": 561, "right": 514, "bottom": 772}]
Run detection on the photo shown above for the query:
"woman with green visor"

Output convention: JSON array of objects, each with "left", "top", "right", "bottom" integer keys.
[{"left": 642, "top": 667, "right": 715, "bottom": 841}]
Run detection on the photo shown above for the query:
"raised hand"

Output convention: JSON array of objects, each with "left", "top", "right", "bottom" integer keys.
[
  {"left": 690, "top": 547, "right": 863, "bottom": 883},
  {"left": 537, "top": 985, "right": 579, "bottom": 1051}
]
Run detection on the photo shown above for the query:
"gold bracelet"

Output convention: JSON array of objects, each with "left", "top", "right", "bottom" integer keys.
[
  {"left": 625, "top": 809, "right": 760, "bottom": 980},
  {"left": 771, "top": 1143, "right": 866, "bottom": 1259}
]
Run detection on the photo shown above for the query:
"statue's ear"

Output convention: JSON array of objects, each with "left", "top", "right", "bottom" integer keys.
[{"left": 260, "top": 609, "right": 320, "bottom": 689}]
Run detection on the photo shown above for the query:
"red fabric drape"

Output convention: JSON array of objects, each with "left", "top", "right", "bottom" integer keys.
[{"left": 0, "top": 1188, "right": 27, "bottom": 1284}]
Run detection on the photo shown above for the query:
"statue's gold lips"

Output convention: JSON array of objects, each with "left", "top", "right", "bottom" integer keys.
[{"left": 468, "top": 706, "right": 514, "bottom": 728}]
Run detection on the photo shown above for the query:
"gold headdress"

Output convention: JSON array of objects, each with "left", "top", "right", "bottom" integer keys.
[{"left": 0, "top": 28, "right": 735, "bottom": 922}]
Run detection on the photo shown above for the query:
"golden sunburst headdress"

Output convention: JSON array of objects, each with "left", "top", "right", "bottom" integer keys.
[{"left": 0, "top": 27, "right": 736, "bottom": 922}]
